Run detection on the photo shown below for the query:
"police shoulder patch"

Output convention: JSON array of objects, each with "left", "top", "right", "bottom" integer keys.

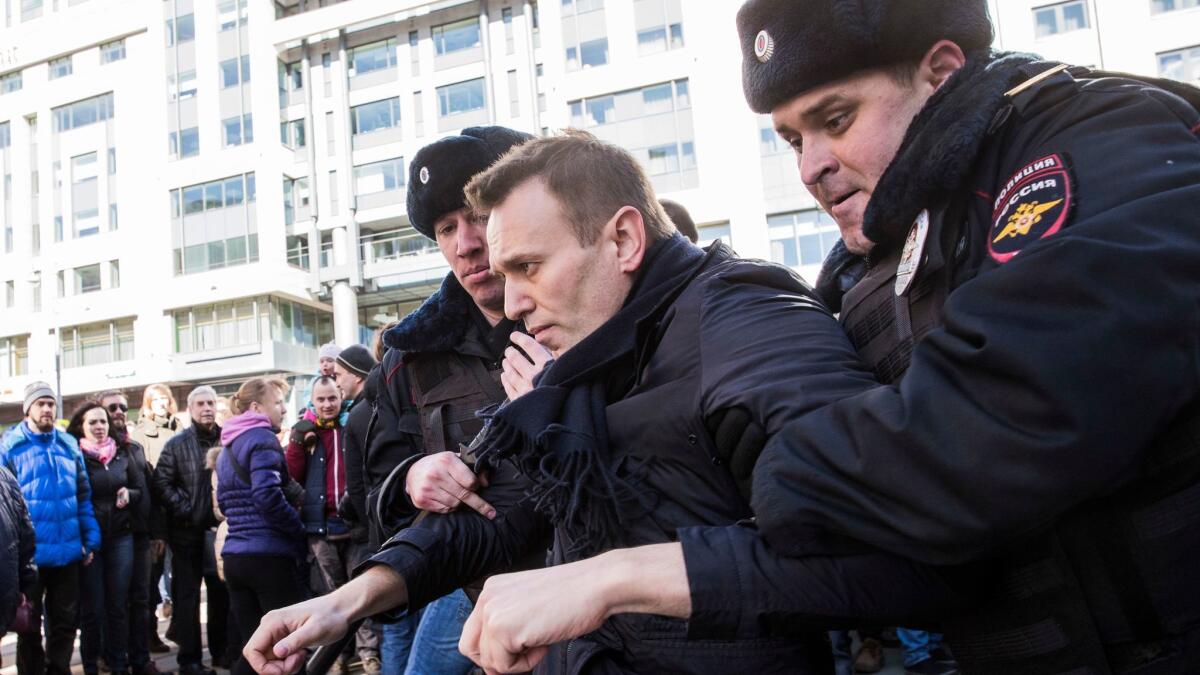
[{"left": 988, "top": 153, "right": 1072, "bottom": 263}]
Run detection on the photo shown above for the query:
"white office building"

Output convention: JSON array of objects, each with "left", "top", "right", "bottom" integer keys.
[{"left": 0, "top": 0, "right": 1196, "bottom": 420}]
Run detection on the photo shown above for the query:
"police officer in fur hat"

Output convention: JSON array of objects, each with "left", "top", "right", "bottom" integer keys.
[{"left": 713, "top": 1, "right": 1200, "bottom": 673}]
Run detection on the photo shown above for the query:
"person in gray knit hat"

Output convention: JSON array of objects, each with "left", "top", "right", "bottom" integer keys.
[{"left": 2, "top": 381, "right": 100, "bottom": 675}]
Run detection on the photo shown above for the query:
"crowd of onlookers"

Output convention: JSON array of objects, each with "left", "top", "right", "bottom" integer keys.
[{"left": 0, "top": 336, "right": 397, "bottom": 675}]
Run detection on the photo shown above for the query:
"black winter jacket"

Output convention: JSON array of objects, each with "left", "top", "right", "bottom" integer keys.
[
  {"left": 340, "top": 390, "right": 372, "bottom": 543},
  {"left": 83, "top": 445, "right": 145, "bottom": 540},
  {"left": 364, "top": 241, "right": 978, "bottom": 673},
  {"left": 0, "top": 465, "right": 36, "bottom": 635},
  {"left": 153, "top": 425, "right": 221, "bottom": 543}
]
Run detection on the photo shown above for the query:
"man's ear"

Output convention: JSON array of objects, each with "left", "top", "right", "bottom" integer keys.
[
  {"left": 608, "top": 206, "right": 648, "bottom": 274},
  {"left": 921, "top": 39, "right": 967, "bottom": 91}
]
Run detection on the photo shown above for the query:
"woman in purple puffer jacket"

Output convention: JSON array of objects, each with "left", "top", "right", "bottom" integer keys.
[{"left": 215, "top": 377, "right": 306, "bottom": 675}]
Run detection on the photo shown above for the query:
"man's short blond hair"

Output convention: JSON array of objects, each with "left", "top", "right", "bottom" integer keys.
[{"left": 464, "top": 129, "right": 676, "bottom": 246}]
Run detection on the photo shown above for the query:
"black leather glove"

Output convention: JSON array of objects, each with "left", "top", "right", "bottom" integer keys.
[
  {"left": 704, "top": 406, "right": 767, "bottom": 503},
  {"left": 289, "top": 420, "right": 318, "bottom": 449}
]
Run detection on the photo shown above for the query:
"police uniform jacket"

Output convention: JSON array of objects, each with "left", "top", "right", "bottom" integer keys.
[{"left": 700, "top": 54, "right": 1200, "bottom": 674}]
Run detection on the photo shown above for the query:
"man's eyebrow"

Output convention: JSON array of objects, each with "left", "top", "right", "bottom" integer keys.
[{"left": 778, "top": 93, "right": 854, "bottom": 134}]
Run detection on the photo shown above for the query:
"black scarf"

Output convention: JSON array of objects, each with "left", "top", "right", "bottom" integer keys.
[
  {"left": 475, "top": 234, "right": 711, "bottom": 557},
  {"left": 815, "top": 50, "right": 1045, "bottom": 308}
]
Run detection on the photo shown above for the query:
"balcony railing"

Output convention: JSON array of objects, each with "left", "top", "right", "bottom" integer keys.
[{"left": 360, "top": 227, "right": 437, "bottom": 265}]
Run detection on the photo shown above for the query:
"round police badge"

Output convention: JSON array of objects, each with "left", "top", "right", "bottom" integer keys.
[
  {"left": 419, "top": 166, "right": 430, "bottom": 185},
  {"left": 895, "top": 209, "right": 930, "bottom": 297},
  {"left": 754, "top": 30, "right": 775, "bottom": 63},
  {"left": 988, "top": 154, "right": 1072, "bottom": 264}
]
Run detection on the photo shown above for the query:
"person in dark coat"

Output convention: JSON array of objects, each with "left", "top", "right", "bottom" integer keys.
[
  {"left": 217, "top": 377, "right": 307, "bottom": 675},
  {"left": 239, "top": 132, "right": 978, "bottom": 675},
  {"left": 152, "top": 386, "right": 230, "bottom": 675},
  {"left": 68, "top": 402, "right": 146, "bottom": 675},
  {"left": 129, "top": 383, "right": 179, "bottom": 655},
  {"left": 329, "top": 346, "right": 382, "bottom": 675},
  {"left": 0, "top": 464, "right": 36, "bottom": 640},
  {"left": 717, "top": 1, "right": 1200, "bottom": 673},
  {"left": 98, "top": 390, "right": 165, "bottom": 675}
]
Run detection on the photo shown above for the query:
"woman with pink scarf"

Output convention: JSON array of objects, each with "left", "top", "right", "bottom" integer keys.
[{"left": 67, "top": 401, "right": 146, "bottom": 675}]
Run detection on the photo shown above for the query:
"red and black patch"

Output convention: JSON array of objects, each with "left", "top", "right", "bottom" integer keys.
[{"left": 988, "top": 154, "right": 1072, "bottom": 263}]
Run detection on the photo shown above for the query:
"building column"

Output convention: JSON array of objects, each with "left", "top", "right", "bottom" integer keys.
[{"left": 331, "top": 280, "right": 359, "bottom": 347}]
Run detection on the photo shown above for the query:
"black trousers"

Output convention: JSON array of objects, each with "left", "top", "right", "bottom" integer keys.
[
  {"left": 128, "top": 534, "right": 153, "bottom": 668},
  {"left": 224, "top": 555, "right": 308, "bottom": 675},
  {"left": 169, "top": 535, "right": 230, "bottom": 667},
  {"left": 17, "top": 562, "right": 80, "bottom": 675}
]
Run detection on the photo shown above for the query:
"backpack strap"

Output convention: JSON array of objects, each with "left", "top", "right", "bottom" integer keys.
[{"left": 223, "top": 446, "right": 252, "bottom": 485}]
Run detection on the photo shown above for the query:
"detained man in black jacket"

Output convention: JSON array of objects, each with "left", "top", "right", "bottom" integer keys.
[
  {"left": 152, "top": 386, "right": 231, "bottom": 675},
  {"left": 242, "top": 133, "right": 988, "bottom": 675}
]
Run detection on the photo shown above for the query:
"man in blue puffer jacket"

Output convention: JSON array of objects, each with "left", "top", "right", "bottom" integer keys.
[{"left": 1, "top": 381, "right": 101, "bottom": 675}]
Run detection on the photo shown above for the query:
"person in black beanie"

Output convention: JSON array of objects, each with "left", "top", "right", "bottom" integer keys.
[
  {"left": 721, "top": 1, "right": 1200, "bottom": 674},
  {"left": 329, "top": 126, "right": 551, "bottom": 675}
]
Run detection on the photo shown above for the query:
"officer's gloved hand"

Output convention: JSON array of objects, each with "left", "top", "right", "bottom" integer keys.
[
  {"left": 705, "top": 406, "right": 766, "bottom": 503},
  {"left": 290, "top": 420, "right": 318, "bottom": 450}
]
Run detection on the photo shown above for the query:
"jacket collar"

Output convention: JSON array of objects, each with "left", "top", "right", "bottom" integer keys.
[
  {"left": 862, "top": 51, "right": 1044, "bottom": 248},
  {"left": 383, "top": 272, "right": 481, "bottom": 355}
]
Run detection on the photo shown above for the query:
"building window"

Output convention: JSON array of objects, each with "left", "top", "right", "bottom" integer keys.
[
  {"left": 0, "top": 122, "right": 9, "bottom": 148},
  {"left": 563, "top": 0, "right": 608, "bottom": 71},
  {"left": 107, "top": 147, "right": 117, "bottom": 174},
  {"left": 697, "top": 222, "right": 731, "bottom": 247},
  {"left": 48, "top": 56, "right": 73, "bottom": 79},
  {"left": 287, "top": 235, "right": 310, "bottom": 269},
  {"left": 20, "top": 0, "right": 41, "bottom": 22},
  {"left": 71, "top": 152, "right": 100, "bottom": 238},
  {"left": 217, "top": 0, "right": 248, "bottom": 31},
  {"left": 351, "top": 97, "right": 401, "bottom": 135},
  {"left": 1034, "top": 1, "right": 1090, "bottom": 38},
  {"left": 0, "top": 71, "right": 21, "bottom": 94},
  {"left": 165, "top": 13, "right": 195, "bottom": 47},
  {"left": 168, "top": 126, "right": 200, "bottom": 159},
  {"left": 220, "top": 55, "right": 251, "bottom": 88},
  {"left": 1158, "top": 44, "right": 1200, "bottom": 84},
  {"left": 171, "top": 173, "right": 257, "bottom": 275},
  {"left": 282, "top": 176, "right": 309, "bottom": 225},
  {"left": 109, "top": 260, "right": 120, "bottom": 288},
  {"left": 168, "top": 69, "right": 197, "bottom": 101},
  {"left": 768, "top": 209, "right": 840, "bottom": 269},
  {"left": 432, "top": 17, "right": 481, "bottom": 56},
  {"left": 567, "top": 39, "right": 609, "bottom": 71},
  {"left": 279, "top": 60, "right": 303, "bottom": 98},
  {"left": 100, "top": 39, "right": 126, "bottom": 63},
  {"left": 172, "top": 296, "right": 333, "bottom": 352},
  {"left": 531, "top": 0, "right": 541, "bottom": 47},
  {"left": 503, "top": 7, "right": 515, "bottom": 54},
  {"left": 349, "top": 38, "right": 398, "bottom": 77},
  {"left": 0, "top": 336, "right": 29, "bottom": 378},
  {"left": 4, "top": 281, "right": 13, "bottom": 308},
  {"left": 353, "top": 157, "right": 405, "bottom": 196},
  {"left": 1152, "top": 0, "right": 1200, "bottom": 13},
  {"left": 223, "top": 113, "right": 254, "bottom": 146},
  {"left": 408, "top": 30, "right": 420, "bottom": 75},
  {"left": 567, "top": 79, "right": 694, "bottom": 188},
  {"left": 437, "top": 78, "right": 486, "bottom": 117},
  {"left": 74, "top": 263, "right": 102, "bottom": 294},
  {"left": 634, "top": 0, "right": 684, "bottom": 56},
  {"left": 758, "top": 115, "right": 786, "bottom": 155},
  {"left": 61, "top": 318, "right": 134, "bottom": 368},
  {"left": 52, "top": 92, "right": 114, "bottom": 132},
  {"left": 280, "top": 118, "right": 306, "bottom": 149}
]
